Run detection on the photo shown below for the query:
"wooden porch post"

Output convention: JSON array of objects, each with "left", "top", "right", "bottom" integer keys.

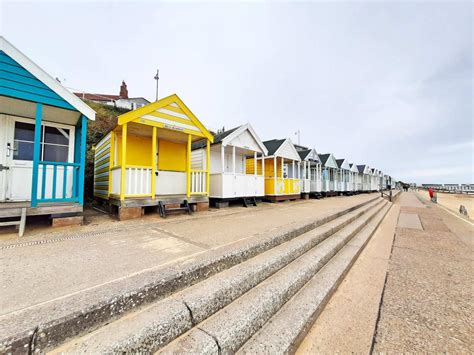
[
  {"left": 254, "top": 152, "right": 257, "bottom": 176},
  {"left": 232, "top": 146, "right": 236, "bottom": 174},
  {"left": 273, "top": 156, "right": 277, "bottom": 188},
  {"left": 77, "top": 115, "right": 87, "bottom": 205},
  {"left": 303, "top": 161, "right": 306, "bottom": 179},
  {"left": 151, "top": 127, "right": 157, "bottom": 198},
  {"left": 31, "top": 103, "right": 42, "bottom": 207},
  {"left": 186, "top": 134, "right": 191, "bottom": 197},
  {"left": 221, "top": 145, "right": 225, "bottom": 173},
  {"left": 261, "top": 156, "right": 264, "bottom": 177},
  {"left": 281, "top": 157, "right": 284, "bottom": 178},
  {"left": 206, "top": 139, "right": 210, "bottom": 194},
  {"left": 120, "top": 123, "right": 127, "bottom": 201}
]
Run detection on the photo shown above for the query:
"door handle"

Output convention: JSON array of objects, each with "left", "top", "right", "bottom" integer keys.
[
  {"left": 0, "top": 164, "right": 10, "bottom": 171},
  {"left": 6, "top": 142, "right": 17, "bottom": 157}
]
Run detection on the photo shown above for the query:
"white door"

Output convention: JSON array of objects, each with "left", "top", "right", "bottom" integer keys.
[
  {"left": 0, "top": 116, "right": 9, "bottom": 201},
  {"left": 3, "top": 117, "right": 35, "bottom": 201}
]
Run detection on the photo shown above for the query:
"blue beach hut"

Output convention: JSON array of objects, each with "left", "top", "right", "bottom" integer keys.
[{"left": 0, "top": 37, "right": 95, "bottom": 234}]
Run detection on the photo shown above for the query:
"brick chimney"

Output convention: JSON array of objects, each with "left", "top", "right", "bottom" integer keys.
[{"left": 119, "top": 80, "right": 128, "bottom": 99}]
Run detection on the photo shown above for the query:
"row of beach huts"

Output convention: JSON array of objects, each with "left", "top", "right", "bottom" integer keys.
[
  {"left": 0, "top": 37, "right": 397, "bottom": 234},
  {"left": 420, "top": 184, "right": 474, "bottom": 194}
]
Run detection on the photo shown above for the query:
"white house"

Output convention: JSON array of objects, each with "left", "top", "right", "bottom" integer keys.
[
  {"left": 192, "top": 123, "right": 268, "bottom": 207},
  {"left": 74, "top": 81, "right": 150, "bottom": 111}
]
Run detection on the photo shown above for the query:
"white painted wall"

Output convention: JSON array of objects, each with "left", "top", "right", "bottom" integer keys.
[
  {"left": 156, "top": 171, "right": 186, "bottom": 195},
  {"left": 227, "top": 130, "right": 262, "bottom": 152}
]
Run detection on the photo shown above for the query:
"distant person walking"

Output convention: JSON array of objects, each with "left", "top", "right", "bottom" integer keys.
[{"left": 428, "top": 187, "right": 437, "bottom": 203}]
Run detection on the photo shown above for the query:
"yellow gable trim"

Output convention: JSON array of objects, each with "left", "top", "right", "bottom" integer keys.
[
  {"left": 147, "top": 110, "right": 193, "bottom": 127},
  {"left": 163, "top": 104, "right": 184, "bottom": 114},
  {"left": 132, "top": 118, "right": 206, "bottom": 138},
  {"left": 118, "top": 94, "right": 213, "bottom": 142}
]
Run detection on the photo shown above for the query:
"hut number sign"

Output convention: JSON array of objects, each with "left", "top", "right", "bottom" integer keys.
[{"left": 163, "top": 123, "right": 185, "bottom": 132}]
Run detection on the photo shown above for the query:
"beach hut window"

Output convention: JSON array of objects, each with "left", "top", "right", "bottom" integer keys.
[
  {"left": 13, "top": 122, "right": 35, "bottom": 161},
  {"left": 42, "top": 126, "right": 70, "bottom": 162},
  {"left": 13, "top": 122, "right": 70, "bottom": 162}
]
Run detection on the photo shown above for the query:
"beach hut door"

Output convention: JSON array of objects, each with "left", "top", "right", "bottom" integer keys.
[
  {"left": 2, "top": 118, "right": 35, "bottom": 201},
  {"left": 0, "top": 117, "right": 9, "bottom": 201}
]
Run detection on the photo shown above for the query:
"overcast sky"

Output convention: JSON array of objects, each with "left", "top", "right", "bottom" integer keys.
[{"left": 1, "top": 1, "right": 472, "bottom": 184}]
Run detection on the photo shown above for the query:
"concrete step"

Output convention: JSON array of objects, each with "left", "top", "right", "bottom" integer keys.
[
  {"left": 49, "top": 199, "right": 386, "bottom": 354},
  {"left": 239, "top": 203, "right": 392, "bottom": 354},
  {"left": 2, "top": 197, "right": 380, "bottom": 354},
  {"left": 157, "top": 200, "right": 389, "bottom": 354}
]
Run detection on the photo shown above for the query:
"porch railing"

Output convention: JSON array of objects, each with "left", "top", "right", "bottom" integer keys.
[
  {"left": 110, "top": 166, "right": 152, "bottom": 197},
  {"left": 35, "top": 161, "right": 81, "bottom": 204},
  {"left": 190, "top": 170, "right": 207, "bottom": 194},
  {"left": 126, "top": 166, "right": 152, "bottom": 196}
]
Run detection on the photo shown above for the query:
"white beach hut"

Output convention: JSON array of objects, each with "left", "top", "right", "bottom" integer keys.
[
  {"left": 335, "top": 158, "right": 351, "bottom": 195},
  {"left": 295, "top": 145, "right": 322, "bottom": 198},
  {"left": 192, "top": 123, "right": 268, "bottom": 207},
  {"left": 319, "top": 153, "right": 338, "bottom": 197},
  {"left": 349, "top": 163, "right": 359, "bottom": 194},
  {"left": 357, "top": 165, "right": 371, "bottom": 192}
]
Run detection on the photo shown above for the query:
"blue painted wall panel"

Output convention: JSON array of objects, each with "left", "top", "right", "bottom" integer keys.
[{"left": 0, "top": 50, "right": 75, "bottom": 110}]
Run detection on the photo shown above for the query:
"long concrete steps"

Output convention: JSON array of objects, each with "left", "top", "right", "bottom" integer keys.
[
  {"left": 1, "top": 196, "right": 379, "bottom": 354},
  {"left": 50, "top": 197, "right": 390, "bottom": 354}
]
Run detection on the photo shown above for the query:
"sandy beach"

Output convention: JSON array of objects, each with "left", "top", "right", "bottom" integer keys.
[{"left": 416, "top": 190, "right": 474, "bottom": 220}]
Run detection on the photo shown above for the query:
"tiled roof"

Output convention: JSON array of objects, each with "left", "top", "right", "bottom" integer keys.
[
  {"left": 263, "top": 139, "right": 286, "bottom": 156},
  {"left": 191, "top": 126, "right": 241, "bottom": 150},
  {"left": 336, "top": 159, "right": 346, "bottom": 168},
  {"left": 298, "top": 149, "right": 311, "bottom": 160},
  {"left": 318, "top": 153, "right": 331, "bottom": 165},
  {"left": 74, "top": 93, "right": 121, "bottom": 101},
  {"left": 357, "top": 165, "right": 367, "bottom": 173}
]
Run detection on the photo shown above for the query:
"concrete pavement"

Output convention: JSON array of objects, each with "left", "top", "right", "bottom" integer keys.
[
  {"left": 296, "top": 199, "right": 399, "bottom": 354},
  {"left": 373, "top": 192, "right": 473, "bottom": 353},
  {"left": 297, "top": 191, "right": 473, "bottom": 354},
  {"left": 0, "top": 194, "right": 377, "bottom": 316}
]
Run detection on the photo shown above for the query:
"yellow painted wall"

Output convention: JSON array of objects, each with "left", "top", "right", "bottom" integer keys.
[
  {"left": 158, "top": 140, "right": 187, "bottom": 171},
  {"left": 262, "top": 158, "right": 282, "bottom": 178},
  {"left": 115, "top": 134, "right": 187, "bottom": 172},
  {"left": 245, "top": 158, "right": 263, "bottom": 175},
  {"left": 116, "top": 135, "right": 152, "bottom": 167}
]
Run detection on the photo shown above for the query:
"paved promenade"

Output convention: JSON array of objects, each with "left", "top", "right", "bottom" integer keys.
[
  {"left": 297, "top": 191, "right": 473, "bottom": 353},
  {"left": 373, "top": 192, "right": 473, "bottom": 352},
  {"left": 0, "top": 194, "right": 376, "bottom": 316}
]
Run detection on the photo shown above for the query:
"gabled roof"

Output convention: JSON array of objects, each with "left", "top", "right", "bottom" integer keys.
[
  {"left": 336, "top": 158, "right": 350, "bottom": 170},
  {"left": 0, "top": 36, "right": 95, "bottom": 120},
  {"left": 319, "top": 153, "right": 338, "bottom": 169},
  {"left": 118, "top": 94, "right": 213, "bottom": 142},
  {"left": 295, "top": 145, "right": 321, "bottom": 163},
  {"left": 192, "top": 123, "right": 268, "bottom": 154},
  {"left": 298, "top": 149, "right": 311, "bottom": 160},
  {"left": 349, "top": 163, "right": 359, "bottom": 173},
  {"left": 263, "top": 139, "right": 285, "bottom": 156},
  {"left": 263, "top": 138, "right": 300, "bottom": 161},
  {"left": 357, "top": 165, "right": 371, "bottom": 174}
]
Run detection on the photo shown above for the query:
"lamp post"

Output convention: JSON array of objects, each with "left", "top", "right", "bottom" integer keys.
[{"left": 154, "top": 69, "right": 159, "bottom": 101}]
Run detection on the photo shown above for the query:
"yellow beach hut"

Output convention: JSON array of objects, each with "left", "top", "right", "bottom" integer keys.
[
  {"left": 93, "top": 94, "right": 213, "bottom": 219},
  {"left": 247, "top": 138, "right": 301, "bottom": 201}
]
